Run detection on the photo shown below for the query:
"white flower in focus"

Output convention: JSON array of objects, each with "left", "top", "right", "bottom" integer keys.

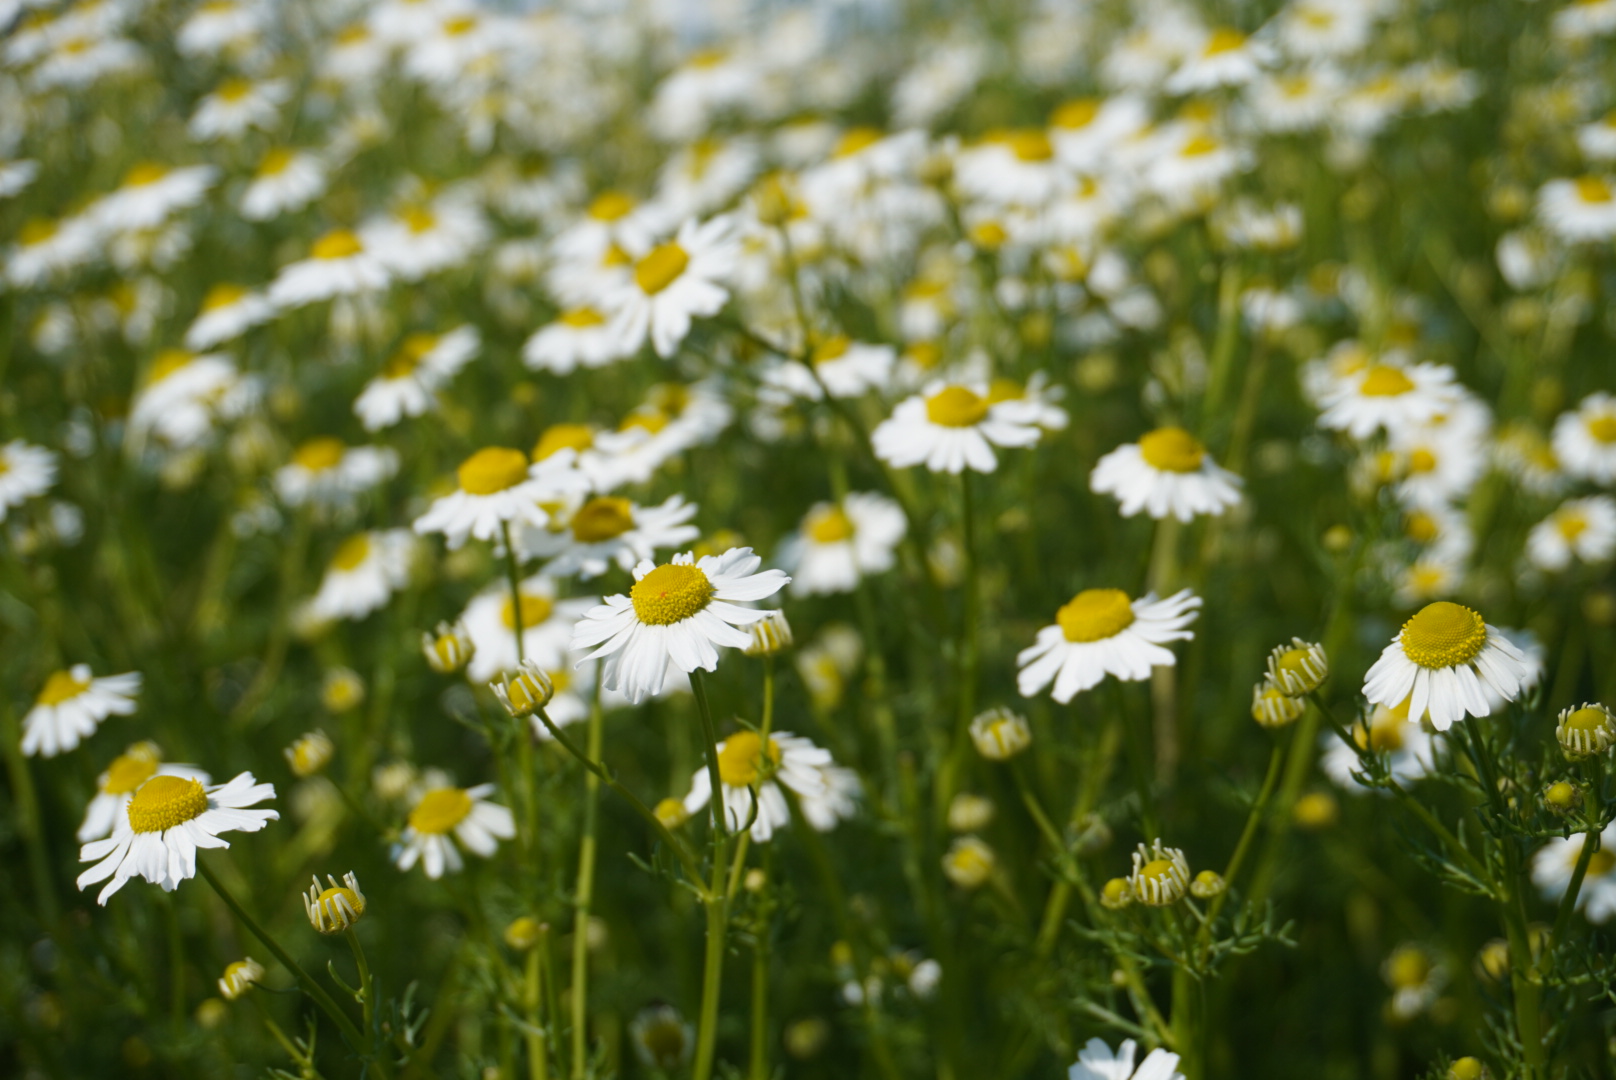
[
  {"left": 353, "top": 327, "right": 479, "bottom": 431},
  {"left": 776, "top": 493, "right": 906, "bottom": 597},
  {"left": 303, "top": 530, "right": 417, "bottom": 623},
  {"left": 682, "top": 730, "right": 859, "bottom": 842},
  {"left": 1017, "top": 589, "right": 1200, "bottom": 703},
  {"left": 1069, "top": 1037, "right": 1185, "bottom": 1080},
  {"left": 0, "top": 440, "right": 58, "bottom": 521},
  {"left": 1533, "top": 823, "right": 1616, "bottom": 924},
  {"left": 607, "top": 216, "right": 739, "bottom": 359},
  {"left": 268, "top": 229, "right": 389, "bottom": 309},
  {"left": 1527, "top": 496, "right": 1616, "bottom": 572},
  {"left": 22, "top": 666, "right": 142, "bottom": 758},
  {"left": 78, "top": 744, "right": 209, "bottom": 842},
  {"left": 412, "top": 446, "right": 588, "bottom": 550},
  {"left": 394, "top": 784, "right": 514, "bottom": 879},
  {"left": 1361, "top": 602, "right": 1528, "bottom": 731},
  {"left": 872, "top": 381, "right": 1044, "bottom": 474}
]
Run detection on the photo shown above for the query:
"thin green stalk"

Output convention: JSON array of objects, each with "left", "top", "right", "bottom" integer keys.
[
  {"left": 690, "top": 670, "right": 732, "bottom": 1080},
  {"left": 937, "top": 470, "right": 982, "bottom": 817},
  {"left": 1200, "top": 734, "right": 1288, "bottom": 941},
  {"left": 1147, "top": 518, "right": 1182, "bottom": 785},
  {"left": 1, "top": 704, "right": 57, "bottom": 926},
  {"left": 524, "top": 943, "right": 549, "bottom": 1080},
  {"left": 344, "top": 926, "right": 376, "bottom": 1041},
  {"left": 569, "top": 695, "right": 604, "bottom": 1080},
  {"left": 748, "top": 928, "right": 769, "bottom": 1080},
  {"left": 1035, "top": 711, "right": 1122, "bottom": 957}
]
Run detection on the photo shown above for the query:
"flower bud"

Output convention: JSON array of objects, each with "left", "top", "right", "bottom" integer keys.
[
  {"left": 947, "top": 792, "right": 995, "bottom": 832},
  {"left": 218, "top": 957, "right": 264, "bottom": 1001},
  {"left": 1556, "top": 702, "right": 1616, "bottom": 759},
  {"left": 1189, "top": 869, "right": 1226, "bottom": 898},
  {"left": 1265, "top": 638, "right": 1328, "bottom": 696},
  {"left": 969, "top": 707, "right": 1031, "bottom": 761},
  {"left": 284, "top": 730, "right": 334, "bottom": 778},
  {"left": 1293, "top": 791, "right": 1339, "bottom": 830},
  {"left": 491, "top": 659, "right": 554, "bottom": 718},
  {"left": 1072, "top": 812, "right": 1113, "bottom": 856},
  {"left": 1543, "top": 780, "right": 1581, "bottom": 814},
  {"left": 505, "top": 916, "right": 542, "bottom": 951},
  {"left": 1252, "top": 681, "right": 1305, "bottom": 729},
  {"left": 1128, "top": 839, "right": 1190, "bottom": 906},
  {"left": 321, "top": 667, "right": 366, "bottom": 712},
  {"left": 1449, "top": 1057, "right": 1487, "bottom": 1080},
  {"left": 1099, "top": 877, "right": 1133, "bottom": 910},
  {"left": 303, "top": 872, "right": 366, "bottom": 934},
  {"left": 942, "top": 836, "right": 996, "bottom": 889},
  {"left": 422, "top": 620, "right": 474, "bottom": 674},
  {"left": 743, "top": 610, "right": 793, "bottom": 657},
  {"left": 655, "top": 797, "right": 691, "bottom": 829}
]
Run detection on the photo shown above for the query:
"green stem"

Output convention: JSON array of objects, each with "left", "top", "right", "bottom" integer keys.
[
  {"left": 1, "top": 704, "right": 57, "bottom": 926},
  {"left": 569, "top": 696, "right": 603, "bottom": 1080},
  {"left": 1200, "top": 734, "right": 1288, "bottom": 941},
  {"left": 344, "top": 926, "right": 380, "bottom": 1070},
  {"left": 525, "top": 944, "right": 549, "bottom": 1080},
  {"left": 690, "top": 670, "right": 732, "bottom": 1080},
  {"left": 748, "top": 925, "right": 769, "bottom": 1080},
  {"left": 1034, "top": 711, "right": 1122, "bottom": 957}
]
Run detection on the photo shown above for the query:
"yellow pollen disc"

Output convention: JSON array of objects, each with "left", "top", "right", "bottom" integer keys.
[
  {"left": 293, "top": 437, "right": 345, "bottom": 472},
  {"left": 570, "top": 496, "right": 635, "bottom": 543},
  {"left": 906, "top": 341, "right": 942, "bottom": 370},
  {"left": 634, "top": 242, "right": 690, "bottom": 295},
  {"left": 1407, "top": 448, "right": 1437, "bottom": 474},
  {"left": 20, "top": 219, "right": 58, "bottom": 245},
  {"left": 37, "top": 669, "right": 91, "bottom": 705},
  {"left": 602, "top": 244, "right": 633, "bottom": 268},
  {"left": 925, "top": 385, "right": 989, "bottom": 428},
  {"left": 1204, "top": 27, "right": 1245, "bottom": 54},
  {"left": 1387, "top": 950, "right": 1430, "bottom": 989},
  {"left": 1181, "top": 133, "right": 1220, "bottom": 157},
  {"left": 1559, "top": 511, "right": 1589, "bottom": 542},
  {"left": 588, "top": 191, "right": 635, "bottom": 221},
  {"left": 148, "top": 348, "right": 194, "bottom": 384},
  {"left": 811, "top": 335, "right": 851, "bottom": 365},
  {"left": 337, "top": 25, "right": 370, "bottom": 45},
  {"left": 1138, "top": 858, "right": 1177, "bottom": 883},
  {"left": 1565, "top": 707, "right": 1610, "bottom": 733},
  {"left": 103, "top": 753, "right": 160, "bottom": 795},
  {"left": 534, "top": 423, "right": 595, "bottom": 461},
  {"left": 1359, "top": 365, "right": 1415, "bottom": 397},
  {"left": 501, "top": 593, "right": 555, "bottom": 631},
  {"left": 1277, "top": 649, "right": 1312, "bottom": 678},
  {"left": 458, "top": 447, "right": 529, "bottom": 495},
  {"left": 316, "top": 885, "right": 364, "bottom": 913},
  {"left": 1399, "top": 601, "right": 1487, "bottom": 669},
  {"left": 1587, "top": 415, "right": 1616, "bottom": 443},
  {"left": 688, "top": 47, "right": 726, "bottom": 67},
  {"left": 443, "top": 14, "right": 476, "bottom": 34},
  {"left": 716, "top": 731, "right": 781, "bottom": 787},
  {"left": 409, "top": 788, "right": 473, "bottom": 834},
  {"left": 1007, "top": 129, "right": 1054, "bottom": 162},
  {"left": 1052, "top": 98, "right": 1100, "bottom": 130},
  {"left": 383, "top": 333, "right": 435, "bottom": 378},
  {"left": 124, "top": 162, "right": 168, "bottom": 187},
  {"left": 331, "top": 534, "right": 372, "bottom": 571},
  {"left": 202, "top": 283, "right": 249, "bottom": 311},
  {"left": 1576, "top": 176, "right": 1613, "bottom": 204},
  {"left": 218, "top": 78, "right": 252, "bottom": 101},
  {"left": 806, "top": 506, "right": 855, "bottom": 544},
  {"left": 620, "top": 411, "right": 670, "bottom": 435},
  {"left": 560, "top": 307, "right": 606, "bottom": 328},
  {"left": 127, "top": 776, "right": 209, "bottom": 834},
  {"left": 986, "top": 378, "right": 1024, "bottom": 405},
  {"left": 1056, "top": 588, "right": 1135, "bottom": 643},
  {"left": 1404, "top": 512, "right": 1438, "bottom": 543},
  {"left": 630, "top": 564, "right": 715, "bottom": 626},
  {"left": 401, "top": 205, "right": 436, "bottom": 233},
  {"left": 835, "top": 127, "right": 884, "bottom": 157},
  {"left": 1585, "top": 849, "right": 1616, "bottom": 876},
  {"left": 1138, "top": 427, "right": 1206, "bottom": 473},
  {"left": 312, "top": 229, "right": 363, "bottom": 261},
  {"left": 971, "top": 221, "right": 1007, "bottom": 249}
]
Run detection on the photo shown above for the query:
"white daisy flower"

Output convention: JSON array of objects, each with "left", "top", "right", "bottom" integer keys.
[
  {"left": 177, "top": 0, "right": 265, "bottom": 57},
  {"left": 776, "top": 492, "right": 907, "bottom": 597},
  {"left": 188, "top": 78, "right": 288, "bottom": 141},
  {"left": 681, "top": 730, "right": 860, "bottom": 842},
  {"left": 592, "top": 383, "right": 735, "bottom": 487},
  {"left": 1144, "top": 129, "right": 1251, "bottom": 210},
  {"left": 1578, "top": 110, "right": 1616, "bottom": 161},
  {"left": 361, "top": 197, "right": 489, "bottom": 281},
  {"left": 1320, "top": 701, "right": 1437, "bottom": 794},
  {"left": 303, "top": 530, "right": 417, "bottom": 623},
  {"left": 1050, "top": 95, "right": 1151, "bottom": 171},
  {"left": 412, "top": 446, "right": 588, "bottom": 550},
  {"left": 1317, "top": 362, "right": 1460, "bottom": 440},
  {"left": 1361, "top": 601, "right": 1529, "bottom": 732},
  {"left": 1272, "top": 0, "right": 1373, "bottom": 59},
  {"left": 528, "top": 423, "right": 631, "bottom": 493},
  {"left": 1017, "top": 589, "right": 1201, "bottom": 703},
  {"left": 952, "top": 130, "right": 1070, "bottom": 208},
  {"left": 570, "top": 548, "right": 789, "bottom": 704},
  {"left": 1090, "top": 427, "right": 1242, "bottom": 522},
  {"left": 1527, "top": 496, "right": 1616, "bottom": 572},
  {"left": 1247, "top": 69, "right": 1343, "bottom": 134},
  {"left": 127, "top": 350, "right": 259, "bottom": 452},
  {"left": 1069, "top": 1037, "right": 1185, "bottom": 1080},
  {"left": 21, "top": 665, "right": 142, "bottom": 758},
  {"left": 1164, "top": 28, "right": 1273, "bottom": 94},
  {"left": 0, "top": 159, "right": 40, "bottom": 199},
  {"left": 760, "top": 336, "right": 896, "bottom": 402},
  {"left": 394, "top": 784, "right": 514, "bottom": 879},
  {"left": 88, "top": 163, "right": 216, "bottom": 234},
  {"left": 77, "top": 772, "right": 278, "bottom": 904},
  {"left": 6, "top": 215, "right": 99, "bottom": 288},
  {"left": 460, "top": 574, "right": 595, "bottom": 682},
  {"left": 0, "top": 439, "right": 58, "bottom": 521},
  {"left": 268, "top": 229, "right": 390, "bottom": 309},
  {"left": 1554, "top": 0, "right": 1616, "bottom": 42},
  {"left": 1553, "top": 392, "right": 1616, "bottom": 483},
  {"left": 654, "top": 135, "right": 761, "bottom": 219},
  {"left": 520, "top": 494, "right": 699, "bottom": 580},
  {"left": 273, "top": 438, "right": 398, "bottom": 510},
  {"left": 240, "top": 148, "right": 326, "bottom": 221},
  {"left": 322, "top": 23, "right": 389, "bottom": 85},
  {"left": 872, "top": 381, "right": 1044, "bottom": 474},
  {"left": 522, "top": 308, "right": 620, "bottom": 374},
  {"left": 78, "top": 743, "right": 208, "bottom": 842},
  {"left": 184, "top": 284, "right": 274, "bottom": 351},
  {"left": 1532, "top": 823, "right": 1616, "bottom": 924},
  {"left": 1537, "top": 176, "right": 1616, "bottom": 243},
  {"left": 32, "top": 35, "right": 145, "bottom": 91},
  {"left": 607, "top": 215, "right": 739, "bottom": 359},
  {"left": 353, "top": 326, "right": 479, "bottom": 431}
]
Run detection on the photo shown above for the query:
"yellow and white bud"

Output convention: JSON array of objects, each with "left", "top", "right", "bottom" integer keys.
[
  {"left": 969, "top": 707, "right": 1032, "bottom": 761},
  {"left": 218, "top": 957, "right": 264, "bottom": 1001},
  {"left": 1556, "top": 702, "right": 1616, "bottom": 759},
  {"left": 491, "top": 659, "right": 554, "bottom": 718},
  {"left": 303, "top": 872, "right": 366, "bottom": 934},
  {"left": 422, "top": 620, "right": 474, "bottom": 674},
  {"left": 743, "top": 610, "right": 794, "bottom": 657},
  {"left": 1128, "top": 839, "right": 1191, "bottom": 906},
  {"left": 284, "top": 730, "right": 334, "bottom": 778},
  {"left": 1264, "top": 638, "right": 1328, "bottom": 696},
  {"left": 942, "top": 836, "right": 996, "bottom": 889}
]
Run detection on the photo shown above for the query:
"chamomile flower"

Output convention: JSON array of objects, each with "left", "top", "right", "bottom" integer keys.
[
  {"left": 520, "top": 495, "right": 699, "bottom": 579},
  {"left": 362, "top": 196, "right": 489, "bottom": 281},
  {"left": 1537, "top": 176, "right": 1616, "bottom": 243},
  {"left": 304, "top": 872, "right": 366, "bottom": 933},
  {"left": 1532, "top": 822, "right": 1616, "bottom": 924},
  {"left": 761, "top": 336, "right": 896, "bottom": 402},
  {"left": 1553, "top": 393, "right": 1616, "bottom": 483},
  {"left": 570, "top": 549, "right": 789, "bottom": 704},
  {"left": 0, "top": 440, "right": 58, "bottom": 521},
  {"left": 681, "top": 730, "right": 860, "bottom": 842},
  {"left": 1070, "top": 1038, "right": 1185, "bottom": 1080},
  {"left": 6, "top": 215, "right": 99, "bottom": 287},
  {"left": 218, "top": 958, "right": 264, "bottom": 1000},
  {"left": 274, "top": 438, "right": 398, "bottom": 510},
  {"left": 1320, "top": 700, "right": 1437, "bottom": 793},
  {"left": 127, "top": 350, "right": 259, "bottom": 452},
  {"left": 184, "top": 284, "right": 274, "bottom": 350},
  {"left": 188, "top": 78, "right": 288, "bottom": 141},
  {"left": 76, "top": 772, "right": 278, "bottom": 904},
  {"left": 240, "top": 148, "right": 326, "bottom": 221},
  {"left": 1578, "top": 110, "right": 1616, "bottom": 161},
  {"left": 953, "top": 130, "right": 1070, "bottom": 208},
  {"left": 412, "top": 446, "right": 588, "bottom": 550},
  {"left": 177, "top": 1, "right": 265, "bottom": 57},
  {"left": 1554, "top": 0, "right": 1616, "bottom": 43},
  {"left": 394, "top": 784, "right": 514, "bottom": 879},
  {"left": 89, "top": 163, "right": 217, "bottom": 234},
  {"left": 1017, "top": 589, "right": 1201, "bottom": 703},
  {"left": 776, "top": 492, "right": 907, "bottom": 597},
  {"left": 522, "top": 308, "right": 621, "bottom": 374},
  {"left": 268, "top": 229, "right": 389, "bottom": 309},
  {"left": 302, "top": 530, "right": 417, "bottom": 623},
  {"left": 1317, "top": 362, "right": 1460, "bottom": 440},
  {"left": 353, "top": 327, "right": 480, "bottom": 431},
  {"left": 1164, "top": 28, "right": 1272, "bottom": 94},
  {"left": 872, "top": 381, "right": 1044, "bottom": 474},
  {"left": 21, "top": 665, "right": 141, "bottom": 758},
  {"left": 78, "top": 743, "right": 208, "bottom": 842},
  {"left": 608, "top": 216, "right": 739, "bottom": 359},
  {"left": 459, "top": 574, "right": 594, "bottom": 682},
  {"left": 32, "top": 35, "right": 145, "bottom": 91},
  {"left": 1527, "top": 496, "right": 1616, "bottom": 572},
  {"left": 1362, "top": 602, "right": 1529, "bottom": 731},
  {"left": 1090, "top": 427, "right": 1242, "bottom": 522}
]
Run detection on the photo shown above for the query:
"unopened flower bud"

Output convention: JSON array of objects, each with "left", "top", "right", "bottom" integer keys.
[
  {"left": 492, "top": 660, "right": 554, "bottom": 718},
  {"left": 303, "top": 872, "right": 366, "bottom": 934},
  {"left": 1449, "top": 1056, "right": 1487, "bottom": 1080},
  {"left": 321, "top": 667, "right": 366, "bottom": 712},
  {"left": 423, "top": 621, "right": 474, "bottom": 674},
  {"left": 1189, "top": 870, "right": 1226, "bottom": 898},
  {"left": 655, "top": 797, "right": 691, "bottom": 829},
  {"left": 1556, "top": 702, "right": 1616, "bottom": 759},
  {"left": 218, "top": 958, "right": 263, "bottom": 1001},
  {"left": 1252, "top": 681, "right": 1305, "bottom": 729},
  {"left": 505, "top": 916, "right": 542, "bottom": 951},
  {"left": 1265, "top": 638, "right": 1328, "bottom": 696},
  {"left": 1294, "top": 791, "right": 1339, "bottom": 830},
  {"left": 1099, "top": 877, "right": 1133, "bottom": 910},
  {"left": 284, "top": 730, "right": 334, "bottom": 778},
  {"left": 942, "top": 836, "right": 996, "bottom": 889},
  {"left": 969, "top": 707, "right": 1031, "bottom": 761},
  {"left": 947, "top": 792, "right": 995, "bottom": 832},
  {"left": 1544, "top": 780, "right": 1581, "bottom": 814},
  {"left": 1128, "top": 839, "right": 1190, "bottom": 906},
  {"left": 744, "top": 610, "right": 793, "bottom": 657}
]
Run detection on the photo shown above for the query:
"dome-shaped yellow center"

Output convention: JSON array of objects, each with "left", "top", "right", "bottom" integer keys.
[
  {"left": 1587, "top": 415, "right": 1616, "bottom": 444},
  {"left": 1386, "top": 948, "right": 1430, "bottom": 989},
  {"left": 588, "top": 191, "right": 635, "bottom": 221},
  {"left": 312, "top": 230, "right": 363, "bottom": 261},
  {"left": 810, "top": 335, "right": 851, "bottom": 365},
  {"left": 258, "top": 147, "right": 296, "bottom": 176},
  {"left": 925, "top": 385, "right": 989, "bottom": 428},
  {"left": 1276, "top": 649, "right": 1313, "bottom": 679},
  {"left": 410, "top": 788, "right": 472, "bottom": 834},
  {"left": 560, "top": 307, "right": 606, "bottom": 328},
  {"left": 382, "top": 333, "right": 436, "bottom": 378},
  {"left": 1138, "top": 427, "right": 1206, "bottom": 473},
  {"left": 1564, "top": 706, "right": 1611, "bottom": 733},
  {"left": 716, "top": 731, "right": 781, "bottom": 787},
  {"left": 1399, "top": 601, "right": 1487, "bottom": 669},
  {"left": 806, "top": 505, "right": 855, "bottom": 544},
  {"left": 1407, "top": 448, "right": 1437, "bottom": 474},
  {"left": 502, "top": 593, "right": 555, "bottom": 631},
  {"left": 127, "top": 776, "right": 209, "bottom": 833},
  {"left": 1576, "top": 176, "right": 1613, "bottom": 204},
  {"left": 1052, "top": 98, "right": 1100, "bottom": 130},
  {"left": 1405, "top": 511, "right": 1439, "bottom": 544},
  {"left": 630, "top": 564, "right": 714, "bottom": 625},
  {"left": 293, "top": 437, "right": 345, "bottom": 472},
  {"left": 37, "top": 669, "right": 91, "bottom": 706},
  {"left": 148, "top": 349, "right": 195, "bottom": 385},
  {"left": 1006, "top": 129, "right": 1053, "bottom": 162},
  {"left": 103, "top": 751, "right": 160, "bottom": 795},
  {"left": 1204, "top": 27, "right": 1246, "bottom": 54},
  {"left": 202, "top": 283, "right": 249, "bottom": 311},
  {"left": 1558, "top": 510, "right": 1589, "bottom": 542},
  {"left": 1359, "top": 365, "right": 1415, "bottom": 397},
  {"left": 986, "top": 377, "right": 1024, "bottom": 405},
  {"left": 570, "top": 496, "right": 635, "bottom": 543},
  {"left": 316, "top": 885, "right": 365, "bottom": 918},
  {"left": 533, "top": 424, "right": 595, "bottom": 462},
  {"left": 1138, "top": 858, "right": 1177, "bottom": 884},
  {"left": 458, "top": 447, "right": 529, "bottom": 495},
  {"left": 217, "top": 78, "right": 253, "bottom": 101},
  {"left": 331, "top": 533, "right": 372, "bottom": 571},
  {"left": 634, "top": 242, "right": 690, "bottom": 295},
  {"left": 20, "top": 219, "right": 58, "bottom": 245},
  {"left": 124, "top": 162, "right": 169, "bottom": 187},
  {"left": 1056, "top": 588, "right": 1135, "bottom": 643},
  {"left": 835, "top": 127, "right": 884, "bottom": 157},
  {"left": 401, "top": 205, "right": 436, "bottom": 233}
]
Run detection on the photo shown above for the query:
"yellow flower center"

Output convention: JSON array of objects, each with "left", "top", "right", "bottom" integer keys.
[
  {"left": 1276, "top": 649, "right": 1313, "bottom": 679},
  {"left": 1056, "top": 589, "right": 1135, "bottom": 643},
  {"left": 630, "top": 564, "right": 715, "bottom": 625},
  {"left": 127, "top": 776, "right": 209, "bottom": 834},
  {"left": 1564, "top": 706, "right": 1610, "bottom": 733},
  {"left": 401, "top": 205, "right": 437, "bottom": 233},
  {"left": 292, "top": 437, "right": 345, "bottom": 472},
  {"left": 1559, "top": 511, "right": 1589, "bottom": 542},
  {"left": 1386, "top": 949, "right": 1430, "bottom": 989},
  {"left": 1359, "top": 365, "right": 1415, "bottom": 397},
  {"left": 1006, "top": 129, "right": 1054, "bottom": 162},
  {"left": 502, "top": 593, "right": 555, "bottom": 631},
  {"left": 149, "top": 348, "right": 195, "bottom": 384},
  {"left": 1204, "top": 27, "right": 1246, "bottom": 55},
  {"left": 218, "top": 78, "right": 253, "bottom": 101},
  {"left": 971, "top": 221, "right": 1007, "bottom": 249},
  {"left": 1361, "top": 713, "right": 1406, "bottom": 752},
  {"left": 258, "top": 148, "right": 297, "bottom": 177},
  {"left": 634, "top": 242, "right": 690, "bottom": 295},
  {"left": 331, "top": 533, "right": 372, "bottom": 571},
  {"left": 1405, "top": 511, "right": 1439, "bottom": 543},
  {"left": 103, "top": 752, "right": 160, "bottom": 795},
  {"left": 124, "top": 162, "right": 168, "bottom": 187},
  {"left": 806, "top": 506, "right": 855, "bottom": 544},
  {"left": 1180, "top": 133, "right": 1220, "bottom": 157},
  {"left": 1575, "top": 176, "right": 1613, "bottom": 204},
  {"left": 588, "top": 191, "right": 635, "bottom": 221},
  {"left": 1137, "top": 858, "right": 1177, "bottom": 885},
  {"left": 716, "top": 731, "right": 781, "bottom": 787},
  {"left": 20, "top": 219, "right": 58, "bottom": 245},
  {"left": 1138, "top": 426, "right": 1206, "bottom": 473},
  {"left": 443, "top": 14, "right": 476, "bottom": 35},
  {"left": 1407, "top": 448, "right": 1437, "bottom": 474},
  {"left": 202, "top": 283, "right": 249, "bottom": 311},
  {"left": 1587, "top": 415, "right": 1616, "bottom": 443},
  {"left": 810, "top": 335, "right": 851, "bottom": 365},
  {"left": 37, "top": 669, "right": 91, "bottom": 705},
  {"left": 382, "top": 333, "right": 436, "bottom": 378},
  {"left": 409, "top": 788, "right": 473, "bottom": 834},
  {"left": 312, "top": 229, "right": 363, "bottom": 261},
  {"left": 1399, "top": 601, "right": 1487, "bottom": 669},
  {"left": 986, "top": 378, "right": 1024, "bottom": 404},
  {"left": 560, "top": 307, "right": 606, "bottom": 328},
  {"left": 1589, "top": 850, "right": 1616, "bottom": 877},
  {"left": 316, "top": 885, "right": 365, "bottom": 916},
  {"left": 835, "top": 127, "right": 884, "bottom": 157},
  {"left": 924, "top": 385, "right": 989, "bottom": 428},
  {"left": 1052, "top": 98, "right": 1100, "bottom": 130},
  {"left": 457, "top": 447, "right": 529, "bottom": 495},
  {"left": 621, "top": 411, "right": 670, "bottom": 434},
  {"left": 570, "top": 496, "right": 636, "bottom": 543},
  {"left": 534, "top": 423, "right": 595, "bottom": 461}
]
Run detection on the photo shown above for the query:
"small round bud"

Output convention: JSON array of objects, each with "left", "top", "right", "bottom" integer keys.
[
  {"left": 1322, "top": 524, "right": 1353, "bottom": 553},
  {"left": 1544, "top": 780, "right": 1581, "bottom": 814},
  {"left": 303, "top": 872, "right": 366, "bottom": 934},
  {"left": 1475, "top": 939, "right": 1509, "bottom": 982},
  {"left": 969, "top": 707, "right": 1032, "bottom": 761},
  {"left": 1293, "top": 791, "right": 1340, "bottom": 830},
  {"left": 1099, "top": 877, "right": 1133, "bottom": 910},
  {"left": 284, "top": 730, "right": 334, "bottom": 778},
  {"left": 422, "top": 621, "right": 474, "bottom": 674},
  {"left": 783, "top": 1017, "right": 830, "bottom": 1060},
  {"left": 942, "top": 836, "right": 996, "bottom": 889},
  {"left": 1128, "top": 839, "right": 1190, "bottom": 906},
  {"left": 491, "top": 659, "right": 555, "bottom": 718},
  {"left": 1252, "top": 682, "right": 1306, "bottom": 729},
  {"left": 321, "top": 667, "right": 366, "bottom": 712},
  {"left": 743, "top": 868, "right": 767, "bottom": 892},
  {"left": 743, "top": 609, "right": 793, "bottom": 657},
  {"left": 947, "top": 792, "right": 995, "bottom": 832},
  {"left": 655, "top": 797, "right": 691, "bottom": 829},
  {"left": 1556, "top": 702, "right": 1616, "bottom": 759},
  {"left": 218, "top": 957, "right": 264, "bottom": 1001},
  {"left": 504, "top": 916, "right": 541, "bottom": 951},
  {"left": 1265, "top": 638, "right": 1328, "bottom": 696},
  {"left": 630, "top": 1004, "right": 694, "bottom": 1070},
  {"left": 1189, "top": 870, "right": 1226, "bottom": 899},
  {"left": 195, "top": 998, "right": 229, "bottom": 1029},
  {"left": 829, "top": 940, "right": 855, "bottom": 969},
  {"left": 1449, "top": 1057, "right": 1486, "bottom": 1080}
]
